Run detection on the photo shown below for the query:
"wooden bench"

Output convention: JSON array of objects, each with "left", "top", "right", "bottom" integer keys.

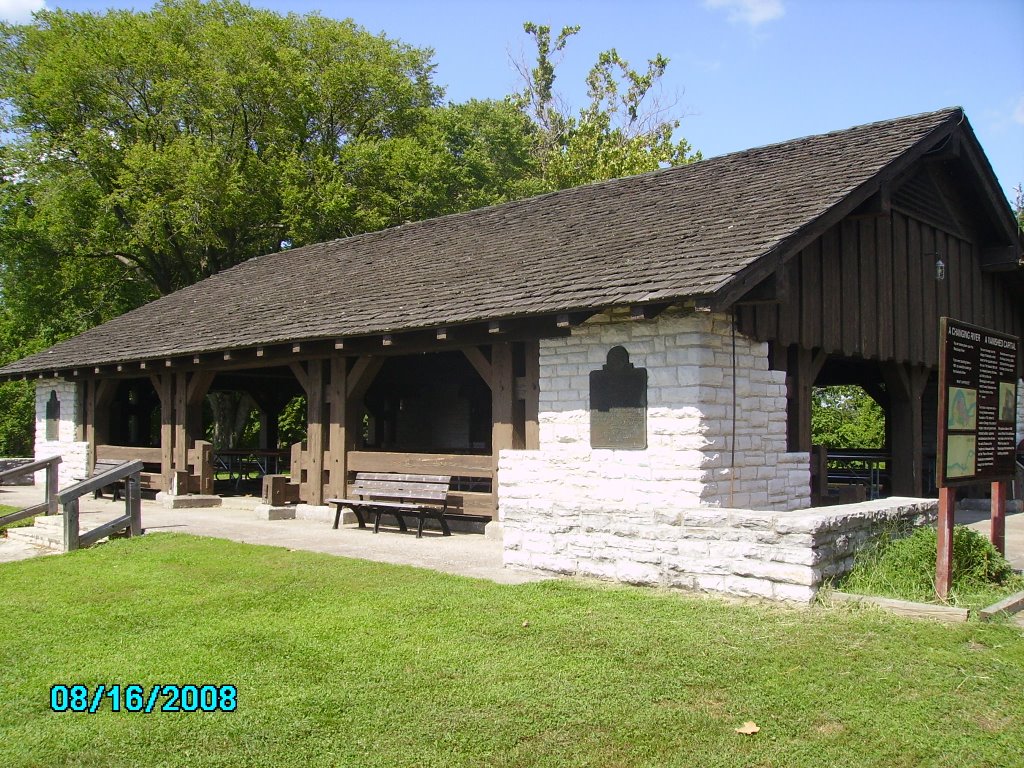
[
  {"left": 86, "top": 459, "right": 130, "bottom": 500},
  {"left": 83, "top": 459, "right": 163, "bottom": 500},
  {"left": 327, "top": 473, "right": 452, "bottom": 538}
]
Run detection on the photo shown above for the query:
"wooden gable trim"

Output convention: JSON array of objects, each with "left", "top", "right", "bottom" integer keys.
[{"left": 709, "top": 113, "right": 962, "bottom": 311}]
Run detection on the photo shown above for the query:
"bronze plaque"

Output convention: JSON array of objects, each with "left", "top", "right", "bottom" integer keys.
[{"left": 590, "top": 346, "right": 647, "bottom": 449}]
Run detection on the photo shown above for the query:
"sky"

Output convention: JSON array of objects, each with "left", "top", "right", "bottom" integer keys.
[{"left": 2, "top": 0, "right": 1022, "bottom": 204}]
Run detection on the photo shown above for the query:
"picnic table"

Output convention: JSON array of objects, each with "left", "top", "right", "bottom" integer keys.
[{"left": 214, "top": 450, "right": 290, "bottom": 490}]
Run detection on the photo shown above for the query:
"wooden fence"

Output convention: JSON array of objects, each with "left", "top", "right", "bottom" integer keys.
[
  {"left": 59, "top": 460, "right": 144, "bottom": 551},
  {"left": 0, "top": 455, "right": 60, "bottom": 527},
  {"left": 96, "top": 441, "right": 213, "bottom": 495}
]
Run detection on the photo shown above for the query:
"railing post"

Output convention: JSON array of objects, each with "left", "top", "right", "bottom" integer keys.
[
  {"left": 45, "top": 457, "right": 59, "bottom": 516},
  {"left": 128, "top": 472, "right": 143, "bottom": 537},
  {"left": 196, "top": 440, "right": 214, "bottom": 495},
  {"left": 63, "top": 498, "right": 80, "bottom": 552}
]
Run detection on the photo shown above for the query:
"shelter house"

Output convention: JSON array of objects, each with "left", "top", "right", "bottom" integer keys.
[{"left": 3, "top": 108, "right": 1022, "bottom": 601}]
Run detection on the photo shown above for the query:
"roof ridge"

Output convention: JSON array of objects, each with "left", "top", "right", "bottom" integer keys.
[{"left": 263, "top": 107, "right": 965, "bottom": 263}]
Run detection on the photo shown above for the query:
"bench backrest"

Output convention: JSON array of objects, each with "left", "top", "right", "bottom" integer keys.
[{"left": 352, "top": 472, "right": 451, "bottom": 504}]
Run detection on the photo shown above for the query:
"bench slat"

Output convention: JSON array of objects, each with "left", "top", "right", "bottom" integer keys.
[
  {"left": 356, "top": 472, "right": 450, "bottom": 484},
  {"left": 327, "top": 498, "right": 423, "bottom": 510},
  {"left": 351, "top": 484, "right": 448, "bottom": 502}
]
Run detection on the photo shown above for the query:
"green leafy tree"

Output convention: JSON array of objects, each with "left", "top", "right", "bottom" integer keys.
[
  {"left": 0, "top": 0, "right": 443, "bottom": 295},
  {"left": 513, "top": 23, "right": 700, "bottom": 190},
  {"left": 0, "top": 9, "right": 700, "bottom": 454},
  {"left": 811, "top": 385, "right": 886, "bottom": 449}
]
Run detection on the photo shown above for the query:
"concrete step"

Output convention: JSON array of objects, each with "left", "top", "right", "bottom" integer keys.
[
  {"left": 32, "top": 515, "right": 63, "bottom": 531},
  {"left": 5, "top": 526, "right": 64, "bottom": 551}
]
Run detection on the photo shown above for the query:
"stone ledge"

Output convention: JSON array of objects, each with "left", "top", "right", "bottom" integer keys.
[
  {"left": 253, "top": 504, "right": 296, "bottom": 521},
  {"left": 155, "top": 493, "right": 222, "bottom": 509}
]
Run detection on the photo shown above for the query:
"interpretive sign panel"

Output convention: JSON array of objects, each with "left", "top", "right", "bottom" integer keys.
[
  {"left": 937, "top": 318, "right": 1019, "bottom": 486},
  {"left": 590, "top": 346, "right": 647, "bottom": 449}
]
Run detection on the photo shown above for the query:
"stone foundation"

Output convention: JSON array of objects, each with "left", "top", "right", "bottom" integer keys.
[{"left": 501, "top": 497, "right": 937, "bottom": 603}]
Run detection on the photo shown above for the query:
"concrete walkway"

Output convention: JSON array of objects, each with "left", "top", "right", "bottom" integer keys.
[
  {"left": 960, "top": 504, "right": 1024, "bottom": 572},
  {"left": 0, "top": 486, "right": 543, "bottom": 584}
]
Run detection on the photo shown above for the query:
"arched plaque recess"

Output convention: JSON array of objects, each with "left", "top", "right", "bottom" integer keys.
[{"left": 589, "top": 346, "right": 647, "bottom": 449}]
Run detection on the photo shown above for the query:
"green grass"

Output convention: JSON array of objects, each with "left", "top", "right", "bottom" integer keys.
[
  {"left": 837, "top": 525, "right": 1024, "bottom": 611},
  {"left": 1, "top": 534, "right": 1022, "bottom": 768},
  {"left": 0, "top": 503, "right": 35, "bottom": 535}
]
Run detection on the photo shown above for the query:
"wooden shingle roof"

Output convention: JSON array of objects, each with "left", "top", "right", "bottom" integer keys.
[{"left": 0, "top": 107, "right": 979, "bottom": 376}]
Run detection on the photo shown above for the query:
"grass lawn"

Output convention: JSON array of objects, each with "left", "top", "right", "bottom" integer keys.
[
  {"left": 0, "top": 503, "right": 34, "bottom": 535},
  {"left": 1, "top": 534, "right": 1022, "bottom": 768}
]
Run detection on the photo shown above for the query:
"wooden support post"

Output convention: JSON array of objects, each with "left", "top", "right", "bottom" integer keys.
[
  {"left": 192, "top": 440, "right": 214, "bottom": 495},
  {"left": 883, "top": 362, "right": 930, "bottom": 497},
  {"left": 305, "top": 360, "right": 326, "bottom": 506},
  {"left": 491, "top": 342, "right": 515, "bottom": 516},
  {"left": 88, "top": 379, "right": 117, "bottom": 475},
  {"left": 127, "top": 472, "right": 143, "bottom": 537},
  {"left": 63, "top": 498, "right": 80, "bottom": 552},
  {"left": 85, "top": 381, "right": 96, "bottom": 475},
  {"left": 523, "top": 339, "right": 540, "bottom": 450},
  {"left": 327, "top": 357, "right": 348, "bottom": 499},
  {"left": 173, "top": 371, "right": 188, "bottom": 486},
  {"left": 991, "top": 480, "right": 1007, "bottom": 556},
  {"left": 784, "top": 346, "right": 827, "bottom": 453},
  {"left": 186, "top": 372, "right": 213, "bottom": 441},
  {"left": 45, "top": 460, "right": 59, "bottom": 516},
  {"left": 936, "top": 486, "right": 955, "bottom": 600},
  {"left": 155, "top": 374, "right": 173, "bottom": 490}
]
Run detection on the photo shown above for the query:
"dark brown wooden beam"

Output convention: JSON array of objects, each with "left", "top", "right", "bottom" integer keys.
[
  {"left": 711, "top": 116, "right": 962, "bottom": 311},
  {"left": 462, "top": 346, "right": 493, "bottom": 390},
  {"left": 289, "top": 362, "right": 310, "bottom": 395},
  {"left": 347, "top": 356, "right": 384, "bottom": 400},
  {"left": 491, "top": 342, "right": 515, "bottom": 515},
  {"left": 980, "top": 244, "right": 1021, "bottom": 270},
  {"left": 629, "top": 303, "right": 671, "bottom": 321},
  {"left": 883, "top": 362, "right": 931, "bottom": 497}
]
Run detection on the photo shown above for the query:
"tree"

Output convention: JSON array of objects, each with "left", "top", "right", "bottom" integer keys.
[
  {"left": 811, "top": 386, "right": 886, "bottom": 449},
  {"left": 0, "top": 9, "right": 701, "bottom": 454},
  {"left": 0, "top": 0, "right": 443, "bottom": 295},
  {"left": 512, "top": 23, "right": 699, "bottom": 190}
]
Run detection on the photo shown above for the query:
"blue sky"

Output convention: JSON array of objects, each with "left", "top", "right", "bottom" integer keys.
[{"left": 3, "top": 0, "right": 1023, "bottom": 204}]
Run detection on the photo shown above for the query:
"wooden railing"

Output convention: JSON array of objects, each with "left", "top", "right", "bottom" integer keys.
[
  {"left": 0, "top": 455, "right": 61, "bottom": 527},
  {"left": 58, "top": 460, "right": 144, "bottom": 551},
  {"left": 96, "top": 441, "right": 213, "bottom": 495}
]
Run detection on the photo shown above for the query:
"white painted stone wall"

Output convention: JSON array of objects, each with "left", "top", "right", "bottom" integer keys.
[
  {"left": 499, "top": 309, "right": 830, "bottom": 600},
  {"left": 512, "top": 309, "right": 809, "bottom": 511},
  {"left": 501, "top": 491, "right": 935, "bottom": 602},
  {"left": 34, "top": 379, "right": 89, "bottom": 488}
]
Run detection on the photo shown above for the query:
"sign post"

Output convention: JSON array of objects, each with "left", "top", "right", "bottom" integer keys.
[{"left": 936, "top": 318, "right": 1019, "bottom": 599}]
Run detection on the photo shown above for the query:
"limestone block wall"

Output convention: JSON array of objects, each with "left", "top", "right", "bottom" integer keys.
[
  {"left": 498, "top": 309, "right": 830, "bottom": 600},
  {"left": 34, "top": 379, "right": 89, "bottom": 488},
  {"left": 500, "top": 490, "right": 936, "bottom": 603},
  {"left": 524, "top": 309, "right": 809, "bottom": 511}
]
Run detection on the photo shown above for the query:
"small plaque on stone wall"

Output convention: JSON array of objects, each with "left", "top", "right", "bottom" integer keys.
[{"left": 590, "top": 346, "right": 647, "bottom": 449}]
